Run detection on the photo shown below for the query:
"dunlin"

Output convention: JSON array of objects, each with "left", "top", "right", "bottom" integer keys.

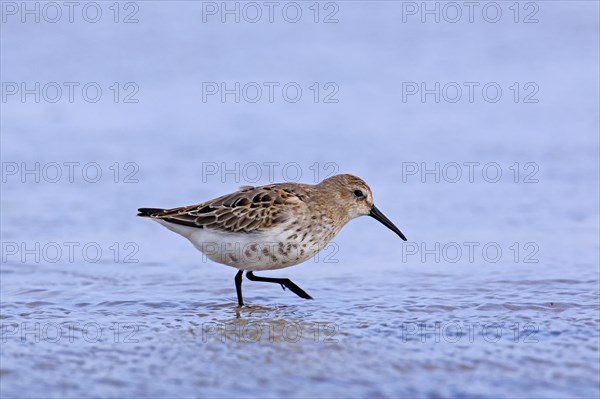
[{"left": 138, "top": 174, "right": 406, "bottom": 306}]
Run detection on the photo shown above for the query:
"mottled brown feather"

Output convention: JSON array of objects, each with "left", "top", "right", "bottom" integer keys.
[{"left": 146, "top": 185, "right": 308, "bottom": 233}]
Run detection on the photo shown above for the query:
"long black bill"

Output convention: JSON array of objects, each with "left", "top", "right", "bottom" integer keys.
[{"left": 369, "top": 205, "right": 407, "bottom": 241}]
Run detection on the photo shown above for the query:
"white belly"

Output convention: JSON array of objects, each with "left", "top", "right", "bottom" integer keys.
[{"left": 154, "top": 219, "right": 335, "bottom": 271}]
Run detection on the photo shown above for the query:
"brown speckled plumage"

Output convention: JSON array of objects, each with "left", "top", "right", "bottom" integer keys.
[{"left": 138, "top": 174, "right": 406, "bottom": 306}]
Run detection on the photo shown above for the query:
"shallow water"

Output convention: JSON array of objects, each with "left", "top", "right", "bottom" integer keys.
[
  {"left": 2, "top": 258, "right": 599, "bottom": 398},
  {"left": 1, "top": 1, "right": 599, "bottom": 398}
]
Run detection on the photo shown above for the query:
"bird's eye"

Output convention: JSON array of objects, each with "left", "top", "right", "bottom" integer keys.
[{"left": 354, "top": 189, "right": 364, "bottom": 198}]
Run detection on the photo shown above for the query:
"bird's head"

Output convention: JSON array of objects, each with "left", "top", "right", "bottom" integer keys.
[{"left": 319, "top": 174, "right": 407, "bottom": 241}]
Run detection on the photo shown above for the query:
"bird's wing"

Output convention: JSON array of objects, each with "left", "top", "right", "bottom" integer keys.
[{"left": 145, "top": 185, "right": 306, "bottom": 233}]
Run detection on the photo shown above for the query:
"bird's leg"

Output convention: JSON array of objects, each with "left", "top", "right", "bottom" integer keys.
[
  {"left": 246, "top": 271, "right": 313, "bottom": 300},
  {"left": 235, "top": 270, "right": 244, "bottom": 306}
]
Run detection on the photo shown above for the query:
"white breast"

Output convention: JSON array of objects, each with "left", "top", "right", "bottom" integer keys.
[{"left": 153, "top": 219, "right": 338, "bottom": 271}]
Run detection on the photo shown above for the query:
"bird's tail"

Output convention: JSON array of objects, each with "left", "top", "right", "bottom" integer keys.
[{"left": 137, "top": 208, "right": 165, "bottom": 217}]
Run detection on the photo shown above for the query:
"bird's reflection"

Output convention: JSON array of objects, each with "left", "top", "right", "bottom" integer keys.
[{"left": 191, "top": 302, "right": 338, "bottom": 344}]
